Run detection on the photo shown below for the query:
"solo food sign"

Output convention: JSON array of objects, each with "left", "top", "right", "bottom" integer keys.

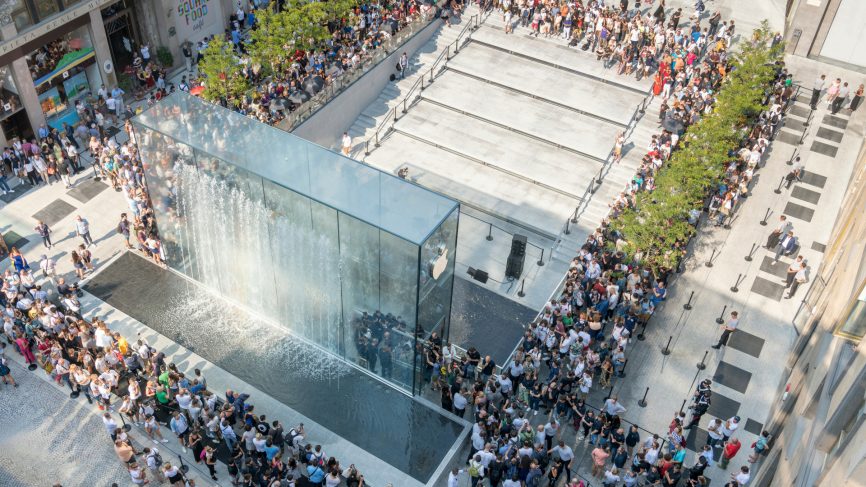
[{"left": 175, "top": 0, "right": 223, "bottom": 43}]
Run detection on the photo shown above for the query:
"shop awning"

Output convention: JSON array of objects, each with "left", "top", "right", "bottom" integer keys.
[{"left": 34, "top": 47, "right": 95, "bottom": 88}]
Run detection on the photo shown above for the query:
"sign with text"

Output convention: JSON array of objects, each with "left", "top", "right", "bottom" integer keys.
[{"left": 173, "top": 0, "right": 224, "bottom": 45}]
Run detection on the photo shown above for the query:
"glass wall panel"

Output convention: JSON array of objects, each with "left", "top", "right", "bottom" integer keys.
[{"left": 132, "top": 92, "right": 459, "bottom": 395}]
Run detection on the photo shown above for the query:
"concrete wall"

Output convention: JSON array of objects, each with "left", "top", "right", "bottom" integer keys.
[{"left": 291, "top": 19, "right": 444, "bottom": 150}]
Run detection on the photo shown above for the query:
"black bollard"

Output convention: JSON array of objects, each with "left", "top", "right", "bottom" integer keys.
[
  {"left": 570, "top": 207, "right": 579, "bottom": 224},
  {"left": 799, "top": 125, "right": 808, "bottom": 145},
  {"left": 705, "top": 248, "right": 717, "bottom": 267},
  {"left": 618, "top": 358, "right": 628, "bottom": 378},
  {"left": 679, "top": 399, "right": 687, "bottom": 414},
  {"left": 760, "top": 207, "right": 771, "bottom": 226},
  {"left": 604, "top": 384, "right": 615, "bottom": 401},
  {"left": 715, "top": 305, "right": 727, "bottom": 324},
  {"left": 638, "top": 387, "right": 649, "bottom": 407},
  {"left": 786, "top": 150, "right": 797, "bottom": 166},
  {"left": 119, "top": 412, "right": 132, "bottom": 432},
  {"left": 683, "top": 291, "right": 695, "bottom": 310},
  {"left": 661, "top": 335, "right": 673, "bottom": 355},
  {"left": 537, "top": 249, "right": 545, "bottom": 267},
  {"left": 774, "top": 176, "right": 785, "bottom": 194},
  {"left": 731, "top": 273, "right": 743, "bottom": 293},
  {"left": 486, "top": 223, "right": 493, "bottom": 241},
  {"left": 745, "top": 243, "right": 756, "bottom": 262},
  {"left": 564, "top": 218, "right": 571, "bottom": 235},
  {"left": 517, "top": 279, "right": 526, "bottom": 298},
  {"left": 596, "top": 166, "right": 604, "bottom": 185},
  {"left": 697, "top": 350, "right": 709, "bottom": 370},
  {"left": 178, "top": 454, "right": 189, "bottom": 474}
]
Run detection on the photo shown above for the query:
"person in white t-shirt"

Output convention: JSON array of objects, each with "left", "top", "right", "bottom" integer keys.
[{"left": 341, "top": 132, "right": 352, "bottom": 156}]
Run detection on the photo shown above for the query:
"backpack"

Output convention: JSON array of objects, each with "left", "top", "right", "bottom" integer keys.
[
  {"left": 148, "top": 451, "right": 163, "bottom": 467},
  {"left": 468, "top": 462, "right": 480, "bottom": 477}
]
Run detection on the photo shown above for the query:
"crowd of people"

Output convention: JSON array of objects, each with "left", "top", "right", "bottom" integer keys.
[{"left": 187, "top": 0, "right": 439, "bottom": 127}]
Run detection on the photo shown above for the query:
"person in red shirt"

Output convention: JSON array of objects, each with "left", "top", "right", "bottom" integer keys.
[{"left": 720, "top": 437, "right": 741, "bottom": 469}]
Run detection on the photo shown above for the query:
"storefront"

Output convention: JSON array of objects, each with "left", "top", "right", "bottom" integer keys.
[{"left": 28, "top": 23, "right": 102, "bottom": 130}]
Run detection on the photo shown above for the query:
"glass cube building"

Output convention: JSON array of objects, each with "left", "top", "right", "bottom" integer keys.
[{"left": 131, "top": 92, "right": 460, "bottom": 395}]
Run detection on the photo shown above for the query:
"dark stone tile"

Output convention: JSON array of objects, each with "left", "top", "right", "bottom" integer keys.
[
  {"left": 744, "top": 418, "right": 764, "bottom": 436},
  {"left": 791, "top": 186, "right": 821, "bottom": 205},
  {"left": 800, "top": 171, "right": 827, "bottom": 188},
  {"left": 782, "top": 117, "right": 806, "bottom": 130},
  {"left": 750, "top": 276, "right": 785, "bottom": 301},
  {"left": 759, "top": 256, "right": 789, "bottom": 279},
  {"left": 2, "top": 231, "right": 28, "bottom": 251},
  {"left": 811, "top": 241, "right": 826, "bottom": 253},
  {"left": 788, "top": 105, "right": 811, "bottom": 119},
  {"left": 816, "top": 126, "right": 844, "bottom": 143},
  {"left": 685, "top": 427, "right": 710, "bottom": 452},
  {"left": 707, "top": 390, "right": 741, "bottom": 419},
  {"left": 775, "top": 130, "right": 802, "bottom": 146},
  {"left": 31, "top": 199, "right": 76, "bottom": 227},
  {"left": 794, "top": 93, "right": 812, "bottom": 105},
  {"left": 713, "top": 361, "right": 752, "bottom": 394},
  {"left": 727, "top": 329, "right": 765, "bottom": 359},
  {"left": 0, "top": 181, "right": 34, "bottom": 203},
  {"left": 783, "top": 201, "right": 815, "bottom": 222},
  {"left": 810, "top": 140, "right": 839, "bottom": 157},
  {"left": 822, "top": 114, "right": 849, "bottom": 129},
  {"left": 451, "top": 276, "right": 535, "bottom": 365},
  {"left": 67, "top": 178, "right": 108, "bottom": 204}
]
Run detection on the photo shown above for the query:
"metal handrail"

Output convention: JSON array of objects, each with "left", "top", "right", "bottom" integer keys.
[{"left": 365, "top": 13, "right": 480, "bottom": 155}]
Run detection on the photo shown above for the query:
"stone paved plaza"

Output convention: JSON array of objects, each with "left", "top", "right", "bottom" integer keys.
[{"left": 0, "top": 360, "right": 129, "bottom": 486}]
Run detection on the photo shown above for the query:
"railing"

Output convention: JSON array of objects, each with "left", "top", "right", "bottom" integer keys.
[
  {"left": 273, "top": 9, "right": 440, "bottom": 132},
  {"left": 364, "top": 13, "right": 481, "bottom": 155}
]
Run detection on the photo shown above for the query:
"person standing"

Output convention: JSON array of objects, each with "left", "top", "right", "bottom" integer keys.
[
  {"left": 341, "top": 132, "right": 352, "bottom": 157},
  {"left": 850, "top": 84, "right": 864, "bottom": 112},
  {"left": 765, "top": 215, "right": 792, "bottom": 249},
  {"left": 832, "top": 82, "right": 850, "bottom": 114},
  {"left": 810, "top": 74, "right": 826, "bottom": 110},
  {"left": 719, "top": 438, "right": 741, "bottom": 470},
  {"left": 785, "top": 256, "right": 805, "bottom": 288},
  {"left": 711, "top": 311, "right": 739, "bottom": 349},
  {"left": 399, "top": 51, "right": 409, "bottom": 79},
  {"left": 825, "top": 78, "right": 842, "bottom": 108},
  {"left": 786, "top": 262, "right": 808, "bottom": 299},
  {"left": 74, "top": 215, "right": 93, "bottom": 247},
  {"left": 549, "top": 440, "right": 574, "bottom": 483},
  {"left": 774, "top": 231, "right": 797, "bottom": 261},
  {"left": 34, "top": 220, "right": 52, "bottom": 249}
]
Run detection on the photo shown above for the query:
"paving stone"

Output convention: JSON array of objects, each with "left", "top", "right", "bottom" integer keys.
[
  {"left": 822, "top": 114, "right": 849, "bottom": 130},
  {"left": 31, "top": 199, "right": 76, "bottom": 227},
  {"left": 67, "top": 178, "right": 109, "bottom": 204},
  {"left": 815, "top": 126, "right": 844, "bottom": 143},
  {"left": 791, "top": 185, "right": 821, "bottom": 205},
  {"left": 759, "top": 256, "right": 790, "bottom": 279},
  {"left": 810, "top": 140, "right": 839, "bottom": 158},
  {"left": 783, "top": 201, "right": 815, "bottom": 222},
  {"left": 727, "top": 329, "right": 765, "bottom": 359},
  {"left": 685, "top": 427, "right": 710, "bottom": 452},
  {"left": 751, "top": 276, "right": 785, "bottom": 301},
  {"left": 707, "top": 390, "right": 741, "bottom": 419},
  {"left": 799, "top": 170, "right": 827, "bottom": 188},
  {"left": 0, "top": 183, "right": 33, "bottom": 203},
  {"left": 787, "top": 105, "right": 811, "bottom": 119},
  {"left": 713, "top": 361, "right": 752, "bottom": 394},
  {"left": 811, "top": 241, "right": 826, "bottom": 253},
  {"left": 0, "top": 361, "right": 130, "bottom": 486},
  {"left": 744, "top": 418, "right": 764, "bottom": 436},
  {"left": 774, "top": 130, "right": 802, "bottom": 146}
]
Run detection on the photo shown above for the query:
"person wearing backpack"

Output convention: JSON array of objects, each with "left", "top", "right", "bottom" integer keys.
[
  {"left": 468, "top": 454, "right": 485, "bottom": 487},
  {"left": 143, "top": 447, "right": 165, "bottom": 482}
]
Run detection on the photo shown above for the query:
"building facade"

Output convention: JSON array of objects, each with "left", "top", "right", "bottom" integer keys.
[
  {"left": 785, "top": 0, "right": 866, "bottom": 72},
  {"left": 0, "top": 0, "right": 241, "bottom": 146},
  {"left": 752, "top": 140, "right": 866, "bottom": 486}
]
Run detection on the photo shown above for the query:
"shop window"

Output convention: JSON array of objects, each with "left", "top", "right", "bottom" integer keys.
[
  {"left": 835, "top": 280, "right": 866, "bottom": 341},
  {"left": 6, "top": 0, "right": 34, "bottom": 32},
  {"left": 34, "top": 0, "right": 61, "bottom": 20}
]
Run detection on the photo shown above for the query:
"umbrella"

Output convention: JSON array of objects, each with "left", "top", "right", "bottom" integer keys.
[
  {"left": 303, "top": 75, "right": 325, "bottom": 95},
  {"left": 288, "top": 90, "right": 311, "bottom": 104},
  {"left": 190, "top": 85, "right": 205, "bottom": 96},
  {"left": 661, "top": 115, "right": 684, "bottom": 134}
]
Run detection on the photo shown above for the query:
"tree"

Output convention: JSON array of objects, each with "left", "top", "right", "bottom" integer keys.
[
  {"left": 197, "top": 37, "right": 250, "bottom": 104},
  {"left": 611, "top": 21, "right": 783, "bottom": 271}
]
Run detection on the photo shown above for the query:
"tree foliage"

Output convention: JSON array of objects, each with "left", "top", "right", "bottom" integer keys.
[
  {"left": 611, "top": 21, "right": 784, "bottom": 271},
  {"left": 197, "top": 36, "right": 250, "bottom": 104}
]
